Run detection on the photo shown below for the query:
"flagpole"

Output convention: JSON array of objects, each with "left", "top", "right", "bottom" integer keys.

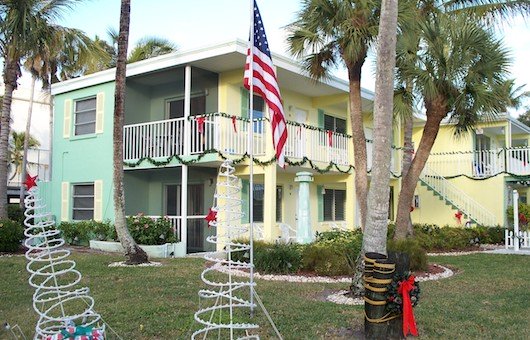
[{"left": 248, "top": 0, "right": 255, "bottom": 317}]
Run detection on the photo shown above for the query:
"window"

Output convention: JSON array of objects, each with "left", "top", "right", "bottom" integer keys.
[
  {"left": 323, "top": 189, "right": 346, "bottom": 221},
  {"left": 251, "top": 184, "right": 282, "bottom": 222},
  {"left": 74, "top": 97, "right": 96, "bottom": 135},
  {"left": 167, "top": 95, "right": 206, "bottom": 119},
  {"left": 324, "top": 114, "right": 346, "bottom": 134},
  {"left": 250, "top": 95, "right": 264, "bottom": 133},
  {"left": 72, "top": 183, "right": 94, "bottom": 220}
]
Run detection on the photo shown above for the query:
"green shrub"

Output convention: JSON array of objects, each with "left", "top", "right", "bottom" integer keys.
[
  {"left": 387, "top": 238, "right": 428, "bottom": 271},
  {"left": 0, "top": 219, "right": 24, "bottom": 252},
  {"left": 472, "top": 225, "right": 505, "bottom": 245},
  {"left": 58, "top": 220, "right": 114, "bottom": 246},
  {"left": 8, "top": 205, "right": 24, "bottom": 225},
  {"left": 413, "top": 224, "right": 478, "bottom": 251},
  {"left": 254, "top": 243, "right": 302, "bottom": 274},
  {"left": 506, "top": 204, "right": 530, "bottom": 230},
  {"left": 127, "top": 214, "right": 177, "bottom": 245},
  {"left": 302, "top": 230, "right": 363, "bottom": 276}
]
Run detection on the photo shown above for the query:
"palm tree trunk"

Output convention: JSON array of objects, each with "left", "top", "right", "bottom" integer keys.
[
  {"left": 397, "top": 99, "right": 414, "bottom": 237},
  {"left": 113, "top": 0, "right": 148, "bottom": 264},
  {"left": 0, "top": 60, "right": 19, "bottom": 218},
  {"left": 363, "top": 0, "right": 398, "bottom": 255},
  {"left": 348, "top": 61, "right": 369, "bottom": 230},
  {"left": 395, "top": 97, "right": 447, "bottom": 239},
  {"left": 19, "top": 75, "right": 36, "bottom": 207}
]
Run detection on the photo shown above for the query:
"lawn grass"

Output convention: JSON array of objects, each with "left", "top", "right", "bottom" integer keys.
[{"left": 0, "top": 252, "right": 529, "bottom": 339}]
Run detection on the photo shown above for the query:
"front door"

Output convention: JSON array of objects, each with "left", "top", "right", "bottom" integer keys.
[{"left": 165, "top": 184, "right": 214, "bottom": 253}]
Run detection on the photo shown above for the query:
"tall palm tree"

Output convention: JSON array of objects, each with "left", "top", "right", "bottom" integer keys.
[
  {"left": 363, "top": 0, "right": 398, "bottom": 256},
  {"left": 287, "top": 0, "right": 381, "bottom": 229},
  {"left": 9, "top": 131, "right": 39, "bottom": 182},
  {"left": 113, "top": 0, "right": 149, "bottom": 264},
  {"left": 0, "top": 0, "right": 89, "bottom": 218},
  {"left": 393, "top": 13, "right": 513, "bottom": 238},
  {"left": 393, "top": 0, "right": 530, "bottom": 238}
]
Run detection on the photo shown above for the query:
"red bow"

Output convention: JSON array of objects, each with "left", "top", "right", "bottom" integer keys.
[
  {"left": 24, "top": 174, "right": 38, "bottom": 189},
  {"left": 196, "top": 116, "right": 206, "bottom": 134},
  {"left": 231, "top": 116, "right": 237, "bottom": 133},
  {"left": 327, "top": 130, "right": 333, "bottom": 147},
  {"left": 398, "top": 275, "right": 418, "bottom": 337},
  {"left": 455, "top": 211, "right": 463, "bottom": 224},
  {"left": 205, "top": 208, "right": 217, "bottom": 227}
]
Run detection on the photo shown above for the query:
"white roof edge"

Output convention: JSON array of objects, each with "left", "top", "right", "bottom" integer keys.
[
  {"left": 413, "top": 111, "right": 530, "bottom": 133},
  {"left": 51, "top": 39, "right": 373, "bottom": 99}
]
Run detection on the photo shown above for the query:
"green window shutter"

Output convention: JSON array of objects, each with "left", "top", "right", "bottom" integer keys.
[
  {"left": 240, "top": 88, "right": 249, "bottom": 119},
  {"left": 317, "top": 185, "right": 323, "bottom": 222},
  {"left": 241, "top": 179, "right": 249, "bottom": 223},
  {"left": 317, "top": 109, "right": 325, "bottom": 129}
]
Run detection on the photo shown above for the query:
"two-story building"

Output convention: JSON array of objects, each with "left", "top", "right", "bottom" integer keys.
[
  {"left": 410, "top": 114, "right": 530, "bottom": 227},
  {"left": 47, "top": 40, "right": 404, "bottom": 254}
]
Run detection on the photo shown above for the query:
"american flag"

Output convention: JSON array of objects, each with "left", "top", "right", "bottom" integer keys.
[{"left": 244, "top": 0, "right": 287, "bottom": 168}]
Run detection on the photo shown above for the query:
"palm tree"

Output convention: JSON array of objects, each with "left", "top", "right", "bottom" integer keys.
[
  {"left": 393, "top": 0, "right": 530, "bottom": 238},
  {"left": 393, "top": 12, "right": 513, "bottom": 239},
  {"left": 0, "top": 0, "right": 93, "bottom": 218},
  {"left": 113, "top": 0, "right": 149, "bottom": 264},
  {"left": 9, "top": 131, "right": 39, "bottom": 182},
  {"left": 363, "top": 0, "right": 398, "bottom": 256},
  {"left": 287, "top": 0, "right": 381, "bottom": 229}
]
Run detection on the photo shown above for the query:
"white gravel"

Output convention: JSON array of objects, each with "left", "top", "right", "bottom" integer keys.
[{"left": 108, "top": 261, "right": 162, "bottom": 267}]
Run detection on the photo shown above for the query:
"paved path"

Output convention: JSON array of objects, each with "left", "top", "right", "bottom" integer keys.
[{"left": 485, "top": 248, "right": 530, "bottom": 255}]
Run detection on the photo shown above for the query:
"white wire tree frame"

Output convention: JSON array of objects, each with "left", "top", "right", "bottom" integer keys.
[
  {"left": 192, "top": 160, "right": 259, "bottom": 339},
  {"left": 23, "top": 184, "right": 105, "bottom": 339}
]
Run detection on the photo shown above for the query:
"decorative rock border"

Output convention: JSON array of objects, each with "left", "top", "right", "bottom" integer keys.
[
  {"left": 108, "top": 261, "right": 162, "bottom": 268},
  {"left": 326, "top": 264, "right": 454, "bottom": 306}
]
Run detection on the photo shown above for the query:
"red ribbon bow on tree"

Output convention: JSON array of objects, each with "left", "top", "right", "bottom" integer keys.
[
  {"left": 24, "top": 174, "right": 38, "bottom": 190},
  {"left": 398, "top": 275, "right": 419, "bottom": 337},
  {"left": 196, "top": 116, "right": 206, "bottom": 134}
]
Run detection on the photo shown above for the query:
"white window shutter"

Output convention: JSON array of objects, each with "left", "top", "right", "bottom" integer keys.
[
  {"left": 61, "top": 182, "right": 69, "bottom": 221},
  {"left": 95, "top": 92, "right": 105, "bottom": 134},
  {"left": 63, "top": 99, "right": 72, "bottom": 138},
  {"left": 94, "top": 180, "right": 103, "bottom": 221}
]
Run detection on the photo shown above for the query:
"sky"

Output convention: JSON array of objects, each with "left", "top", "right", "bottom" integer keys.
[{"left": 56, "top": 0, "right": 530, "bottom": 115}]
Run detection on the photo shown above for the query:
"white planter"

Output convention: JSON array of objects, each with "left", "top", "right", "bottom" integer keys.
[{"left": 89, "top": 240, "right": 186, "bottom": 258}]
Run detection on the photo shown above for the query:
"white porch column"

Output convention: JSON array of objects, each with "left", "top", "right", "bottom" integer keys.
[
  {"left": 181, "top": 65, "right": 191, "bottom": 252},
  {"left": 513, "top": 189, "right": 519, "bottom": 252},
  {"left": 295, "top": 171, "right": 314, "bottom": 244}
]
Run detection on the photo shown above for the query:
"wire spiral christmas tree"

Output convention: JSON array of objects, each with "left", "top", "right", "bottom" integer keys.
[
  {"left": 23, "top": 181, "right": 104, "bottom": 339},
  {"left": 193, "top": 160, "right": 259, "bottom": 339}
]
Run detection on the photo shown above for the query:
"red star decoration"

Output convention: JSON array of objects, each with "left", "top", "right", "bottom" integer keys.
[
  {"left": 205, "top": 208, "right": 217, "bottom": 227},
  {"left": 24, "top": 174, "right": 38, "bottom": 189}
]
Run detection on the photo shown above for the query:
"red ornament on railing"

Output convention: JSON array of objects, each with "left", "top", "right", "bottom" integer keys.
[
  {"left": 196, "top": 116, "right": 206, "bottom": 134},
  {"left": 231, "top": 116, "right": 237, "bottom": 133},
  {"left": 327, "top": 130, "right": 333, "bottom": 147},
  {"left": 398, "top": 275, "right": 419, "bottom": 337}
]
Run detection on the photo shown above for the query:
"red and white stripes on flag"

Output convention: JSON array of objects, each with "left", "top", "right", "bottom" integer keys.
[{"left": 243, "top": 0, "right": 287, "bottom": 168}]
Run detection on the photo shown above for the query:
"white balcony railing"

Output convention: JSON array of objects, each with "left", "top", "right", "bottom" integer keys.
[
  {"left": 427, "top": 148, "right": 530, "bottom": 178},
  {"left": 284, "top": 121, "right": 350, "bottom": 166},
  {"left": 124, "top": 114, "right": 351, "bottom": 169}
]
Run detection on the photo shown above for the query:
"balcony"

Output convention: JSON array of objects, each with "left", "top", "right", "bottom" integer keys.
[
  {"left": 427, "top": 148, "right": 530, "bottom": 178},
  {"left": 123, "top": 113, "right": 352, "bottom": 168}
]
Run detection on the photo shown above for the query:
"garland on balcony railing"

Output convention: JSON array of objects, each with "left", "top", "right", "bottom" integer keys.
[
  {"left": 122, "top": 148, "right": 407, "bottom": 177},
  {"left": 442, "top": 171, "right": 530, "bottom": 181}
]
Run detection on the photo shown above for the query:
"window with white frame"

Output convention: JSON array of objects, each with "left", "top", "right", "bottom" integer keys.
[
  {"left": 74, "top": 97, "right": 97, "bottom": 136},
  {"left": 72, "top": 183, "right": 94, "bottom": 220},
  {"left": 323, "top": 189, "right": 346, "bottom": 221}
]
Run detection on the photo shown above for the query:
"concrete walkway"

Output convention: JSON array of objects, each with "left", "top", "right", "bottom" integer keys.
[{"left": 485, "top": 248, "right": 530, "bottom": 255}]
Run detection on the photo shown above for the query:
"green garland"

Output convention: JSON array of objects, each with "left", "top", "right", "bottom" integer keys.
[{"left": 385, "top": 272, "right": 420, "bottom": 314}]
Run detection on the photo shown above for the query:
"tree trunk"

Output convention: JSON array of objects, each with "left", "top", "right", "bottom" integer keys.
[
  {"left": 20, "top": 75, "right": 37, "bottom": 207},
  {"left": 347, "top": 60, "right": 369, "bottom": 230},
  {"left": 0, "top": 59, "right": 19, "bottom": 218},
  {"left": 396, "top": 106, "right": 414, "bottom": 238},
  {"left": 363, "top": 0, "right": 398, "bottom": 255},
  {"left": 113, "top": 0, "right": 148, "bottom": 264},
  {"left": 394, "top": 97, "right": 447, "bottom": 239}
]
